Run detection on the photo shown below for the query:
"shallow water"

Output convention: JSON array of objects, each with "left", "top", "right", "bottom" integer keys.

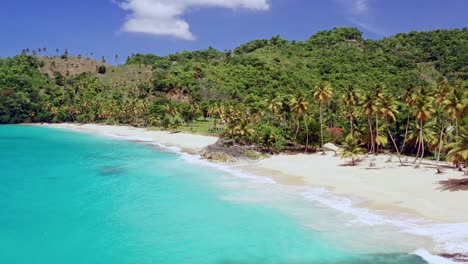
[{"left": 0, "top": 125, "right": 432, "bottom": 263}]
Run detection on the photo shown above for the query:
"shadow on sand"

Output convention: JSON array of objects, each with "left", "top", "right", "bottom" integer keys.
[{"left": 438, "top": 178, "right": 468, "bottom": 192}]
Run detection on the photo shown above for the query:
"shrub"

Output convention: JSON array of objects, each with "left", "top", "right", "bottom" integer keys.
[{"left": 98, "top": 65, "right": 106, "bottom": 74}]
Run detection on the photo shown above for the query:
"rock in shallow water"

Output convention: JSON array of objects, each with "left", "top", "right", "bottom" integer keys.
[{"left": 98, "top": 165, "right": 126, "bottom": 176}]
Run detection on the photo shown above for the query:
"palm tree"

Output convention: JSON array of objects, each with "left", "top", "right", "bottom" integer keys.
[
  {"left": 433, "top": 81, "right": 451, "bottom": 165},
  {"left": 446, "top": 127, "right": 468, "bottom": 170},
  {"left": 380, "top": 95, "right": 404, "bottom": 165},
  {"left": 313, "top": 81, "right": 333, "bottom": 152},
  {"left": 400, "top": 86, "right": 418, "bottom": 154},
  {"left": 413, "top": 92, "right": 435, "bottom": 167},
  {"left": 362, "top": 91, "right": 378, "bottom": 154},
  {"left": 371, "top": 84, "right": 385, "bottom": 154},
  {"left": 289, "top": 92, "right": 310, "bottom": 151},
  {"left": 443, "top": 82, "right": 468, "bottom": 142},
  {"left": 163, "top": 104, "right": 177, "bottom": 117},
  {"left": 266, "top": 94, "right": 283, "bottom": 117},
  {"left": 343, "top": 84, "right": 358, "bottom": 136},
  {"left": 234, "top": 118, "right": 255, "bottom": 143},
  {"left": 340, "top": 135, "right": 366, "bottom": 166}
]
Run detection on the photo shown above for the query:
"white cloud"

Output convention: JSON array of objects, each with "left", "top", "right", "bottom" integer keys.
[
  {"left": 336, "top": 0, "right": 384, "bottom": 36},
  {"left": 351, "top": 0, "right": 369, "bottom": 15},
  {"left": 349, "top": 18, "right": 384, "bottom": 36},
  {"left": 336, "top": 0, "right": 370, "bottom": 15},
  {"left": 116, "top": 0, "right": 270, "bottom": 40}
]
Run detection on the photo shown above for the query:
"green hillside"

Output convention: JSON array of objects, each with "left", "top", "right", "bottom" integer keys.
[{"left": 0, "top": 27, "right": 467, "bottom": 164}]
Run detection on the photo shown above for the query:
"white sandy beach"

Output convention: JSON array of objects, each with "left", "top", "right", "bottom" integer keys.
[
  {"left": 38, "top": 123, "right": 468, "bottom": 223},
  {"left": 256, "top": 153, "right": 468, "bottom": 223},
  {"left": 39, "top": 123, "right": 218, "bottom": 153}
]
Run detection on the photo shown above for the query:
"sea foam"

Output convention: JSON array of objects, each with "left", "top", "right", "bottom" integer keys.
[{"left": 300, "top": 186, "right": 468, "bottom": 260}]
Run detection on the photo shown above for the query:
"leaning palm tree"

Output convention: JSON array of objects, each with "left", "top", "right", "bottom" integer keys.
[
  {"left": 340, "top": 134, "right": 366, "bottom": 166},
  {"left": 313, "top": 81, "right": 333, "bottom": 151},
  {"left": 446, "top": 127, "right": 468, "bottom": 171},
  {"left": 380, "top": 95, "right": 404, "bottom": 165},
  {"left": 289, "top": 93, "right": 310, "bottom": 151}
]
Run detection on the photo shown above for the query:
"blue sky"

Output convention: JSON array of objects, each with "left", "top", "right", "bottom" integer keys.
[{"left": 1, "top": 0, "right": 467, "bottom": 64}]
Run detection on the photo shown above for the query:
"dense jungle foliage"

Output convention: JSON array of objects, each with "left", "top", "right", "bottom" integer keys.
[{"left": 1, "top": 27, "right": 467, "bottom": 165}]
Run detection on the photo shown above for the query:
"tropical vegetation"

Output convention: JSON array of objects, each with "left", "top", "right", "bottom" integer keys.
[{"left": 0, "top": 27, "right": 467, "bottom": 168}]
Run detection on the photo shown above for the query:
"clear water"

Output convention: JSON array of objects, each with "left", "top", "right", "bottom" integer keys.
[{"left": 0, "top": 125, "right": 428, "bottom": 264}]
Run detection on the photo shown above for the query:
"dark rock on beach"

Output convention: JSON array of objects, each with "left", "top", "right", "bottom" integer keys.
[{"left": 200, "top": 139, "right": 263, "bottom": 163}]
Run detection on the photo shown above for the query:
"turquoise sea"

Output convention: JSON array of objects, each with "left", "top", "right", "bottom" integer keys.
[{"left": 0, "top": 125, "right": 431, "bottom": 263}]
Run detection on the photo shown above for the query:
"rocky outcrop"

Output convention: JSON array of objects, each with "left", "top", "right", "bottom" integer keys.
[{"left": 200, "top": 139, "right": 263, "bottom": 163}]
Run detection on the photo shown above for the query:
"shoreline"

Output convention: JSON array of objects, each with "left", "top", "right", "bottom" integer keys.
[
  {"left": 29, "top": 123, "right": 468, "bottom": 259},
  {"left": 252, "top": 153, "right": 468, "bottom": 223},
  {"left": 31, "top": 123, "right": 219, "bottom": 154},
  {"left": 31, "top": 123, "right": 468, "bottom": 221}
]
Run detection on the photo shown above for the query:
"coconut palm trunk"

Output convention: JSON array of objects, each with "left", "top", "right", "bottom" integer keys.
[
  {"left": 386, "top": 116, "right": 403, "bottom": 165},
  {"left": 305, "top": 115, "right": 309, "bottom": 153},
  {"left": 400, "top": 115, "right": 411, "bottom": 154},
  {"left": 414, "top": 139, "right": 421, "bottom": 164},
  {"left": 367, "top": 117, "right": 374, "bottom": 154},
  {"left": 295, "top": 117, "right": 300, "bottom": 140},
  {"left": 436, "top": 126, "right": 444, "bottom": 164},
  {"left": 417, "top": 120, "right": 425, "bottom": 167},
  {"left": 319, "top": 103, "right": 324, "bottom": 151},
  {"left": 375, "top": 113, "right": 379, "bottom": 155}
]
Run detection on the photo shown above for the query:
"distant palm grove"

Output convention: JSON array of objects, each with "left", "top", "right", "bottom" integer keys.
[{"left": 0, "top": 28, "right": 467, "bottom": 166}]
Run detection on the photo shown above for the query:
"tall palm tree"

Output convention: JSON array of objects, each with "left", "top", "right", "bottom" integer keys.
[
  {"left": 433, "top": 81, "right": 451, "bottom": 165},
  {"left": 380, "top": 95, "right": 404, "bottom": 165},
  {"left": 289, "top": 93, "right": 309, "bottom": 151},
  {"left": 413, "top": 92, "right": 435, "bottom": 167},
  {"left": 371, "top": 84, "right": 385, "bottom": 154},
  {"left": 400, "top": 86, "right": 418, "bottom": 154},
  {"left": 343, "top": 84, "right": 358, "bottom": 136},
  {"left": 362, "top": 91, "right": 378, "bottom": 154},
  {"left": 313, "top": 81, "right": 333, "bottom": 151}
]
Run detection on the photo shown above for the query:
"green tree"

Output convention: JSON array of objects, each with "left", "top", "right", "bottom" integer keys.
[
  {"left": 413, "top": 91, "right": 435, "bottom": 167},
  {"left": 289, "top": 92, "right": 310, "bottom": 151},
  {"left": 380, "top": 95, "right": 404, "bottom": 165},
  {"left": 446, "top": 127, "right": 468, "bottom": 170},
  {"left": 313, "top": 81, "right": 333, "bottom": 152},
  {"left": 340, "top": 135, "right": 366, "bottom": 166},
  {"left": 343, "top": 84, "right": 358, "bottom": 136}
]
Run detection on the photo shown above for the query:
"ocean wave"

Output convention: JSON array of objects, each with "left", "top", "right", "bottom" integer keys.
[
  {"left": 178, "top": 153, "right": 276, "bottom": 184},
  {"left": 98, "top": 132, "right": 154, "bottom": 143},
  {"left": 299, "top": 186, "right": 468, "bottom": 259},
  {"left": 150, "top": 142, "right": 182, "bottom": 153},
  {"left": 412, "top": 249, "right": 460, "bottom": 264}
]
